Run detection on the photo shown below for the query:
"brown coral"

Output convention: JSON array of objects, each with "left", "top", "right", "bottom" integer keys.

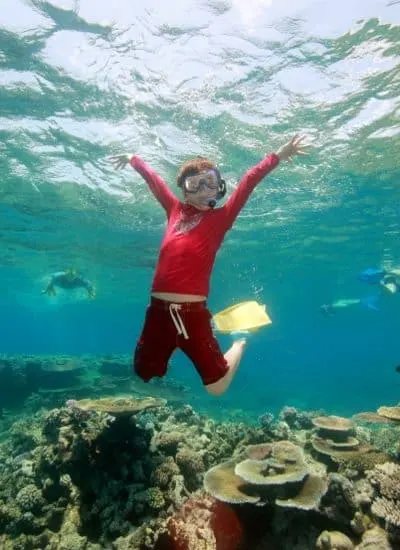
[
  {"left": 367, "top": 462, "right": 400, "bottom": 501},
  {"left": 204, "top": 459, "right": 260, "bottom": 504},
  {"left": 176, "top": 448, "right": 205, "bottom": 478},
  {"left": 165, "top": 495, "right": 243, "bottom": 550},
  {"left": 354, "top": 406, "right": 400, "bottom": 426},
  {"left": 151, "top": 431, "right": 184, "bottom": 455},
  {"left": 150, "top": 457, "right": 180, "bottom": 489},
  {"left": 41, "top": 358, "right": 84, "bottom": 372},
  {"left": 204, "top": 441, "right": 328, "bottom": 511},
  {"left": 275, "top": 473, "right": 328, "bottom": 511},
  {"left": 377, "top": 406, "right": 400, "bottom": 422},
  {"left": 324, "top": 437, "right": 360, "bottom": 450},
  {"left": 234, "top": 440, "right": 307, "bottom": 485},
  {"left": 316, "top": 530, "right": 354, "bottom": 550},
  {"left": 353, "top": 412, "right": 399, "bottom": 425},
  {"left": 73, "top": 396, "right": 165, "bottom": 416},
  {"left": 311, "top": 436, "right": 389, "bottom": 473},
  {"left": 312, "top": 416, "right": 360, "bottom": 459},
  {"left": 313, "top": 416, "right": 354, "bottom": 433},
  {"left": 311, "top": 437, "right": 363, "bottom": 459},
  {"left": 368, "top": 462, "right": 400, "bottom": 529},
  {"left": 355, "top": 526, "right": 391, "bottom": 549},
  {"left": 371, "top": 497, "right": 400, "bottom": 527}
]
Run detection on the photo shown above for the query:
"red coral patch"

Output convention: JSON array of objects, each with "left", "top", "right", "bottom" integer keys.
[{"left": 167, "top": 495, "right": 243, "bottom": 550}]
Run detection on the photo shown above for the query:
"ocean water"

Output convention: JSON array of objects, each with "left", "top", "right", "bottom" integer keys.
[{"left": 1, "top": 0, "right": 400, "bottom": 419}]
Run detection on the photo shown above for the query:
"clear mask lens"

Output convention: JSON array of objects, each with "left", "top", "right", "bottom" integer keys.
[{"left": 184, "top": 170, "right": 219, "bottom": 193}]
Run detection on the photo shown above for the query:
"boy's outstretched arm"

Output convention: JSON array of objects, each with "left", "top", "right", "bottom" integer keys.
[
  {"left": 223, "top": 135, "right": 309, "bottom": 228},
  {"left": 110, "top": 154, "right": 178, "bottom": 215}
]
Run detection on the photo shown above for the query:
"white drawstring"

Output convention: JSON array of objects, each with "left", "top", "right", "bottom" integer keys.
[{"left": 169, "top": 304, "right": 189, "bottom": 340}]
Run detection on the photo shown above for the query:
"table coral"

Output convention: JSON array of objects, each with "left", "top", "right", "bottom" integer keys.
[{"left": 205, "top": 441, "right": 328, "bottom": 512}]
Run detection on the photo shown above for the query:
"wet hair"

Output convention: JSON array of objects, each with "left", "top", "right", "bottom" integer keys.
[{"left": 176, "top": 157, "right": 218, "bottom": 188}]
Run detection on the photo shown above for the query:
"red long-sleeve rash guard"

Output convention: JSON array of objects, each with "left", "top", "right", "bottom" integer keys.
[{"left": 130, "top": 153, "right": 279, "bottom": 297}]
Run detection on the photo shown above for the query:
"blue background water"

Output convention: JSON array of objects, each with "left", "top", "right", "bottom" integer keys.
[{"left": 1, "top": 0, "right": 399, "bottom": 417}]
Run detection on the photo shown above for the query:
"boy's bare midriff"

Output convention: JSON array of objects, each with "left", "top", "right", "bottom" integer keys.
[{"left": 151, "top": 292, "right": 206, "bottom": 302}]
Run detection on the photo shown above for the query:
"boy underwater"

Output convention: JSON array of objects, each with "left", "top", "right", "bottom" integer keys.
[{"left": 111, "top": 135, "right": 308, "bottom": 396}]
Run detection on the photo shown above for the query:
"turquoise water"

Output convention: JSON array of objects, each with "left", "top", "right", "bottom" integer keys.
[{"left": 1, "top": 0, "right": 400, "bottom": 418}]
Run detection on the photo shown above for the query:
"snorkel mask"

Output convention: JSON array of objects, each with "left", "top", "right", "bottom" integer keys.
[{"left": 183, "top": 169, "right": 226, "bottom": 208}]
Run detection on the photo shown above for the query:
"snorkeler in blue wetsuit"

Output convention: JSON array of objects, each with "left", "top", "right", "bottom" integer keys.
[
  {"left": 42, "top": 269, "right": 96, "bottom": 299},
  {"left": 319, "top": 297, "right": 379, "bottom": 316},
  {"left": 321, "top": 266, "right": 400, "bottom": 316},
  {"left": 380, "top": 272, "right": 400, "bottom": 295},
  {"left": 358, "top": 267, "right": 400, "bottom": 294}
]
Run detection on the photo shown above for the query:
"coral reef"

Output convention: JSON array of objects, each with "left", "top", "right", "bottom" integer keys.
[
  {"left": 0, "top": 374, "right": 399, "bottom": 550},
  {"left": 0, "top": 354, "right": 194, "bottom": 412},
  {"left": 0, "top": 391, "right": 266, "bottom": 549}
]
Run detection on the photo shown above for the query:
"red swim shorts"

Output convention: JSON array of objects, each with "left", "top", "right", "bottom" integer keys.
[{"left": 134, "top": 297, "right": 229, "bottom": 386}]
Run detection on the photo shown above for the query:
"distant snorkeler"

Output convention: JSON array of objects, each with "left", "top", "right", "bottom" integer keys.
[
  {"left": 380, "top": 272, "right": 400, "bottom": 295},
  {"left": 42, "top": 269, "right": 96, "bottom": 299},
  {"left": 320, "top": 298, "right": 361, "bottom": 317},
  {"left": 320, "top": 266, "right": 400, "bottom": 317},
  {"left": 320, "top": 296, "right": 380, "bottom": 316},
  {"left": 358, "top": 267, "right": 400, "bottom": 295}
]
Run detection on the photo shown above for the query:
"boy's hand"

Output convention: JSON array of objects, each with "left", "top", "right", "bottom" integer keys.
[
  {"left": 276, "top": 135, "right": 310, "bottom": 162},
  {"left": 109, "top": 154, "right": 132, "bottom": 170}
]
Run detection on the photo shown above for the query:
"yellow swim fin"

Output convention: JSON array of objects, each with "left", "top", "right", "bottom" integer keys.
[{"left": 213, "top": 301, "right": 272, "bottom": 333}]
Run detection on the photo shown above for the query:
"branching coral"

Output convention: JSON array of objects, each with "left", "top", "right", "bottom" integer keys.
[
  {"left": 366, "top": 462, "right": 400, "bottom": 545},
  {"left": 166, "top": 495, "right": 243, "bottom": 550}
]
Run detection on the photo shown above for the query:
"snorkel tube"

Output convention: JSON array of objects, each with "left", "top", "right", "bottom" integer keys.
[{"left": 207, "top": 170, "right": 226, "bottom": 207}]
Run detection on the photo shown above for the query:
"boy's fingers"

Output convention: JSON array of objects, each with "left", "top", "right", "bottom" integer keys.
[
  {"left": 294, "top": 135, "right": 305, "bottom": 146},
  {"left": 297, "top": 135, "right": 308, "bottom": 144}
]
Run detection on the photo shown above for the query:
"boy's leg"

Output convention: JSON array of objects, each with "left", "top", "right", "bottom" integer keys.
[
  {"left": 205, "top": 339, "right": 247, "bottom": 396},
  {"left": 134, "top": 303, "right": 177, "bottom": 382},
  {"left": 179, "top": 305, "right": 247, "bottom": 397}
]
